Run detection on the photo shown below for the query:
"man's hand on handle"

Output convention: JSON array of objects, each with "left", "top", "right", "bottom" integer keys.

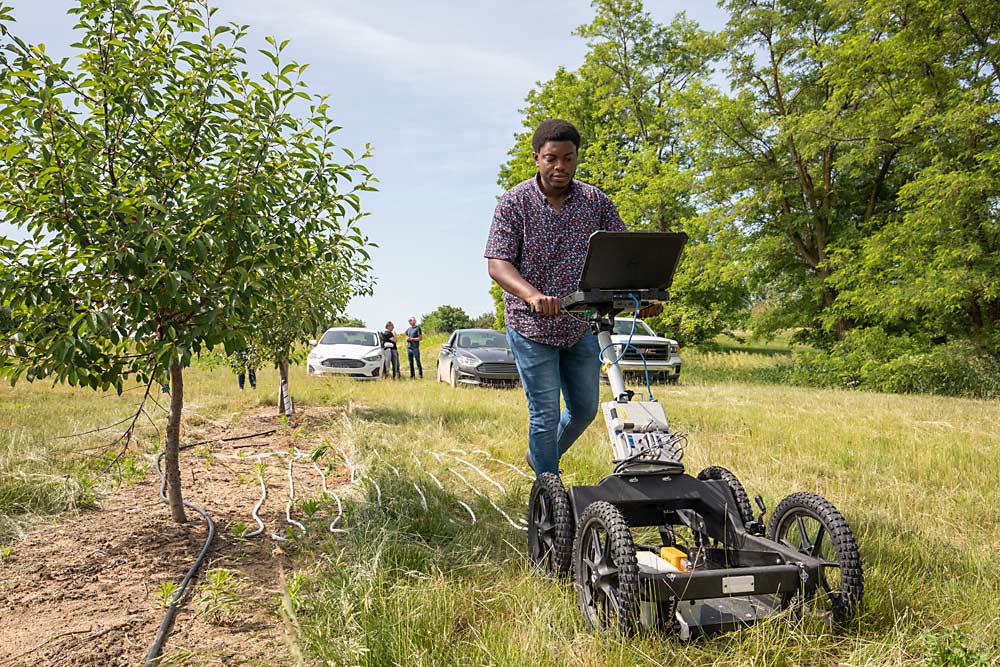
[{"left": 527, "top": 292, "right": 561, "bottom": 317}]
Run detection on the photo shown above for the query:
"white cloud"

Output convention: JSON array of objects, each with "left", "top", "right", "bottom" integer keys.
[{"left": 229, "top": 0, "right": 548, "bottom": 98}]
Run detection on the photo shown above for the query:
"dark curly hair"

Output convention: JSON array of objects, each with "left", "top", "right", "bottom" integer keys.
[{"left": 531, "top": 119, "right": 581, "bottom": 152}]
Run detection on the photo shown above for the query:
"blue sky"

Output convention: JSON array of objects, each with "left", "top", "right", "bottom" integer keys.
[{"left": 3, "top": 1, "right": 727, "bottom": 328}]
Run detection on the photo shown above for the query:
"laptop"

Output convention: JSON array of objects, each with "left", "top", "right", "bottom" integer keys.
[{"left": 576, "top": 230, "right": 688, "bottom": 291}]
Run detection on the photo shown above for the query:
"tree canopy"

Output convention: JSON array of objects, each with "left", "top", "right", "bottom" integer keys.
[
  {"left": 421, "top": 305, "right": 473, "bottom": 334},
  {"left": 0, "top": 0, "right": 375, "bottom": 519},
  {"left": 501, "top": 0, "right": 999, "bottom": 367}
]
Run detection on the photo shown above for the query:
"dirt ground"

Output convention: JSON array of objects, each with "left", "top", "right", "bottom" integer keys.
[{"left": 0, "top": 407, "right": 352, "bottom": 667}]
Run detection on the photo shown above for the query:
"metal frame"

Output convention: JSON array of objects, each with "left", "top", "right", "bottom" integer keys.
[{"left": 558, "top": 291, "right": 826, "bottom": 634}]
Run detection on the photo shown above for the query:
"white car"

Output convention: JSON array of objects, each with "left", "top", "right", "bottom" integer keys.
[
  {"left": 306, "top": 328, "right": 384, "bottom": 379},
  {"left": 606, "top": 319, "right": 681, "bottom": 384}
]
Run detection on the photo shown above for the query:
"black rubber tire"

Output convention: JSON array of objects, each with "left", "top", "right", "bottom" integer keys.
[
  {"left": 573, "top": 501, "right": 640, "bottom": 635},
  {"left": 527, "top": 473, "right": 574, "bottom": 577},
  {"left": 697, "top": 465, "right": 754, "bottom": 526},
  {"left": 449, "top": 365, "right": 459, "bottom": 388},
  {"left": 768, "top": 492, "right": 863, "bottom": 623}
]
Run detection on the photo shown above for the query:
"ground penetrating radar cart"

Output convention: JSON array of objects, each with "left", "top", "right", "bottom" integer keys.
[{"left": 525, "top": 231, "right": 863, "bottom": 638}]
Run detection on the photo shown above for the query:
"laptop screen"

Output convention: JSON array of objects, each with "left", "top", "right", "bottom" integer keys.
[{"left": 576, "top": 231, "right": 688, "bottom": 291}]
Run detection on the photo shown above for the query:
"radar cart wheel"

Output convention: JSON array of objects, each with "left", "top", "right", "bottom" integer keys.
[
  {"left": 696, "top": 466, "right": 754, "bottom": 525},
  {"left": 768, "top": 492, "right": 863, "bottom": 623},
  {"left": 573, "top": 501, "right": 641, "bottom": 635},
  {"left": 526, "top": 473, "right": 574, "bottom": 576}
]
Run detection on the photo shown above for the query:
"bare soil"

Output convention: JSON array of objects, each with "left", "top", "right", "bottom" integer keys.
[{"left": 0, "top": 406, "right": 352, "bottom": 667}]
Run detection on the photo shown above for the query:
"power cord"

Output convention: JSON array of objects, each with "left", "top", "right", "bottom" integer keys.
[{"left": 597, "top": 293, "right": 654, "bottom": 401}]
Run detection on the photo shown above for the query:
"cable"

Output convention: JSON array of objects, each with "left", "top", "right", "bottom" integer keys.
[
  {"left": 470, "top": 449, "right": 533, "bottom": 480},
  {"left": 145, "top": 454, "right": 216, "bottom": 666},
  {"left": 312, "top": 461, "right": 346, "bottom": 532},
  {"left": 447, "top": 454, "right": 506, "bottom": 493},
  {"left": 373, "top": 448, "right": 400, "bottom": 477},
  {"left": 272, "top": 454, "right": 306, "bottom": 540},
  {"left": 446, "top": 466, "right": 526, "bottom": 532},
  {"left": 337, "top": 448, "right": 356, "bottom": 484},
  {"left": 361, "top": 474, "right": 382, "bottom": 506},
  {"left": 411, "top": 452, "right": 466, "bottom": 523},
  {"left": 244, "top": 455, "right": 267, "bottom": 538},
  {"left": 412, "top": 482, "right": 429, "bottom": 512},
  {"left": 597, "top": 293, "right": 654, "bottom": 401}
]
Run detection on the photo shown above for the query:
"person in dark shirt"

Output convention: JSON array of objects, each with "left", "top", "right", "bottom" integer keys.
[
  {"left": 382, "top": 321, "right": 400, "bottom": 378},
  {"left": 405, "top": 316, "right": 423, "bottom": 379},
  {"left": 485, "top": 119, "right": 658, "bottom": 477}
]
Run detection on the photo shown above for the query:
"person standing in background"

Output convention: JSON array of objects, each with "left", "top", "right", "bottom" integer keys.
[
  {"left": 382, "top": 321, "right": 401, "bottom": 378},
  {"left": 405, "top": 316, "right": 423, "bottom": 379},
  {"left": 233, "top": 349, "right": 257, "bottom": 390}
]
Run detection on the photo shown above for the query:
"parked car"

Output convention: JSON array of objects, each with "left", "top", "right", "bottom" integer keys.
[
  {"left": 306, "top": 328, "right": 384, "bottom": 379},
  {"left": 437, "top": 328, "right": 519, "bottom": 387},
  {"left": 606, "top": 318, "right": 681, "bottom": 383}
]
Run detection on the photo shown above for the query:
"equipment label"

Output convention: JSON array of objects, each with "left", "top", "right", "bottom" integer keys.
[{"left": 722, "top": 575, "right": 755, "bottom": 594}]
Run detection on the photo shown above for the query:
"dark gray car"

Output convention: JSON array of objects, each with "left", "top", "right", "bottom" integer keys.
[{"left": 437, "top": 329, "right": 520, "bottom": 387}]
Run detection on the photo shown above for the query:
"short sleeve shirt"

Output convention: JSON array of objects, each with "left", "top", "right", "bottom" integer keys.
[
  {"left": 405, "top": 326, "right": 422, "bottom": 350},
  {"left": 484, "top": 175, "right": 627, "bottom": 347}
]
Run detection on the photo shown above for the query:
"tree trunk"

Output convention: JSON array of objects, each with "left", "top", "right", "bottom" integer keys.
[
  {"left": 164, "top": 359, "right": 187, "bottom": 523},
  {"left": 278, "top": 359, "right": 293, "bottom": 417}
]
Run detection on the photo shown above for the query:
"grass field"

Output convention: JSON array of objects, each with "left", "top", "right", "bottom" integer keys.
[{"left": 2, "top": 338, "right": 998, "bottom": 665}]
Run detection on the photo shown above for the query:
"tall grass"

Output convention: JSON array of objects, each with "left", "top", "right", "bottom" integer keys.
[
  {"left": 3, "top": 340, "right": 998, "bottom": 665},
  {"left": 281, "top": 353, "right": 1000, "bottom": 666}
]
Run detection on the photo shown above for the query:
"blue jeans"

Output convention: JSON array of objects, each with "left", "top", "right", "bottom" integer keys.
[
  {"left": 237, "top": 368, "right": 256, "bottom": 389},
  {"left": 507, "top": 328, "right": 601, "bottom": 476},
  {"left": 407, "top": 347, "right": 422, "bottom": 377}
]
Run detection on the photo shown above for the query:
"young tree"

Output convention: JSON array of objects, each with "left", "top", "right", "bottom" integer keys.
[
  {"left": 0, "top": 0, "right": 374, "bottom": 522},
  {"left": 249, "top": 249, "right": 374, "bottom": 417}
]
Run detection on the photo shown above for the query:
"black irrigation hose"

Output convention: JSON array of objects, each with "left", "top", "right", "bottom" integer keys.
[
  {"left": 178, "top": 428, "right": 278, "bottom": 452},
  {"left": 145, "top": 454, "right": 216, "bottom": 666}
]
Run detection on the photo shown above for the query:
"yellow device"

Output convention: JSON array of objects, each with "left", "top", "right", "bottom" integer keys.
[{"left": 659, "top": 546, "right": 690, "bottom": 572}]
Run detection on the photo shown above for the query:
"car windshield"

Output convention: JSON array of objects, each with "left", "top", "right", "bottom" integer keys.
[
  {"left": 456, "top": 331, "right": 508, "bottom": 349},
  {"left": 319, "top": 330, "right": 378, "bottom": 347},
  {"left": 612, "top": 319, "right": 655, "bottom": 336}
]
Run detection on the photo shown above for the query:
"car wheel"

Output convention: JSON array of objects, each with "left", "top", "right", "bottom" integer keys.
[
  {"left": 450, "top": 365, "right": 459, "bottom": 388},
  {"left": 436, "top": 362, "right": 443, "bottom": 383}
]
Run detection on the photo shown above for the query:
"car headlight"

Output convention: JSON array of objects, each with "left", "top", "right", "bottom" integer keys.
[
  {"left": 308, "top": 351, "right": 322, "bottom": 359},
  {"left": 455, "top": 354, "right": 481, "bottom": 367},
  {"left": 363, "top": 352, "right": 382, "bottom": 362}
]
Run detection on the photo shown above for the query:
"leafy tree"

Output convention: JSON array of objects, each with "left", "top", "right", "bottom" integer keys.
[
  {"left": 421, "top": 305, "right": 472, "bottom": 334},
  {"left": 471, "top": 311, "right": 496, "bottom": 330},
  {"left": 329, "top": 316, "right": 366, "bottom": 329},
  {"left": 690, "top": 0, "right": 914, "bottom": 345},
  {"left": 499, "top": 0, "right": 748, "bottom": 343},
  {"left": 489, "top": 281, "right": 505, "bottom": 331},
  {"left": 0, "top": 0, "right": 374, "bottom": 521},
  {"left": 820, "top": 0, "right": 1000, "bottom": 353}
]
